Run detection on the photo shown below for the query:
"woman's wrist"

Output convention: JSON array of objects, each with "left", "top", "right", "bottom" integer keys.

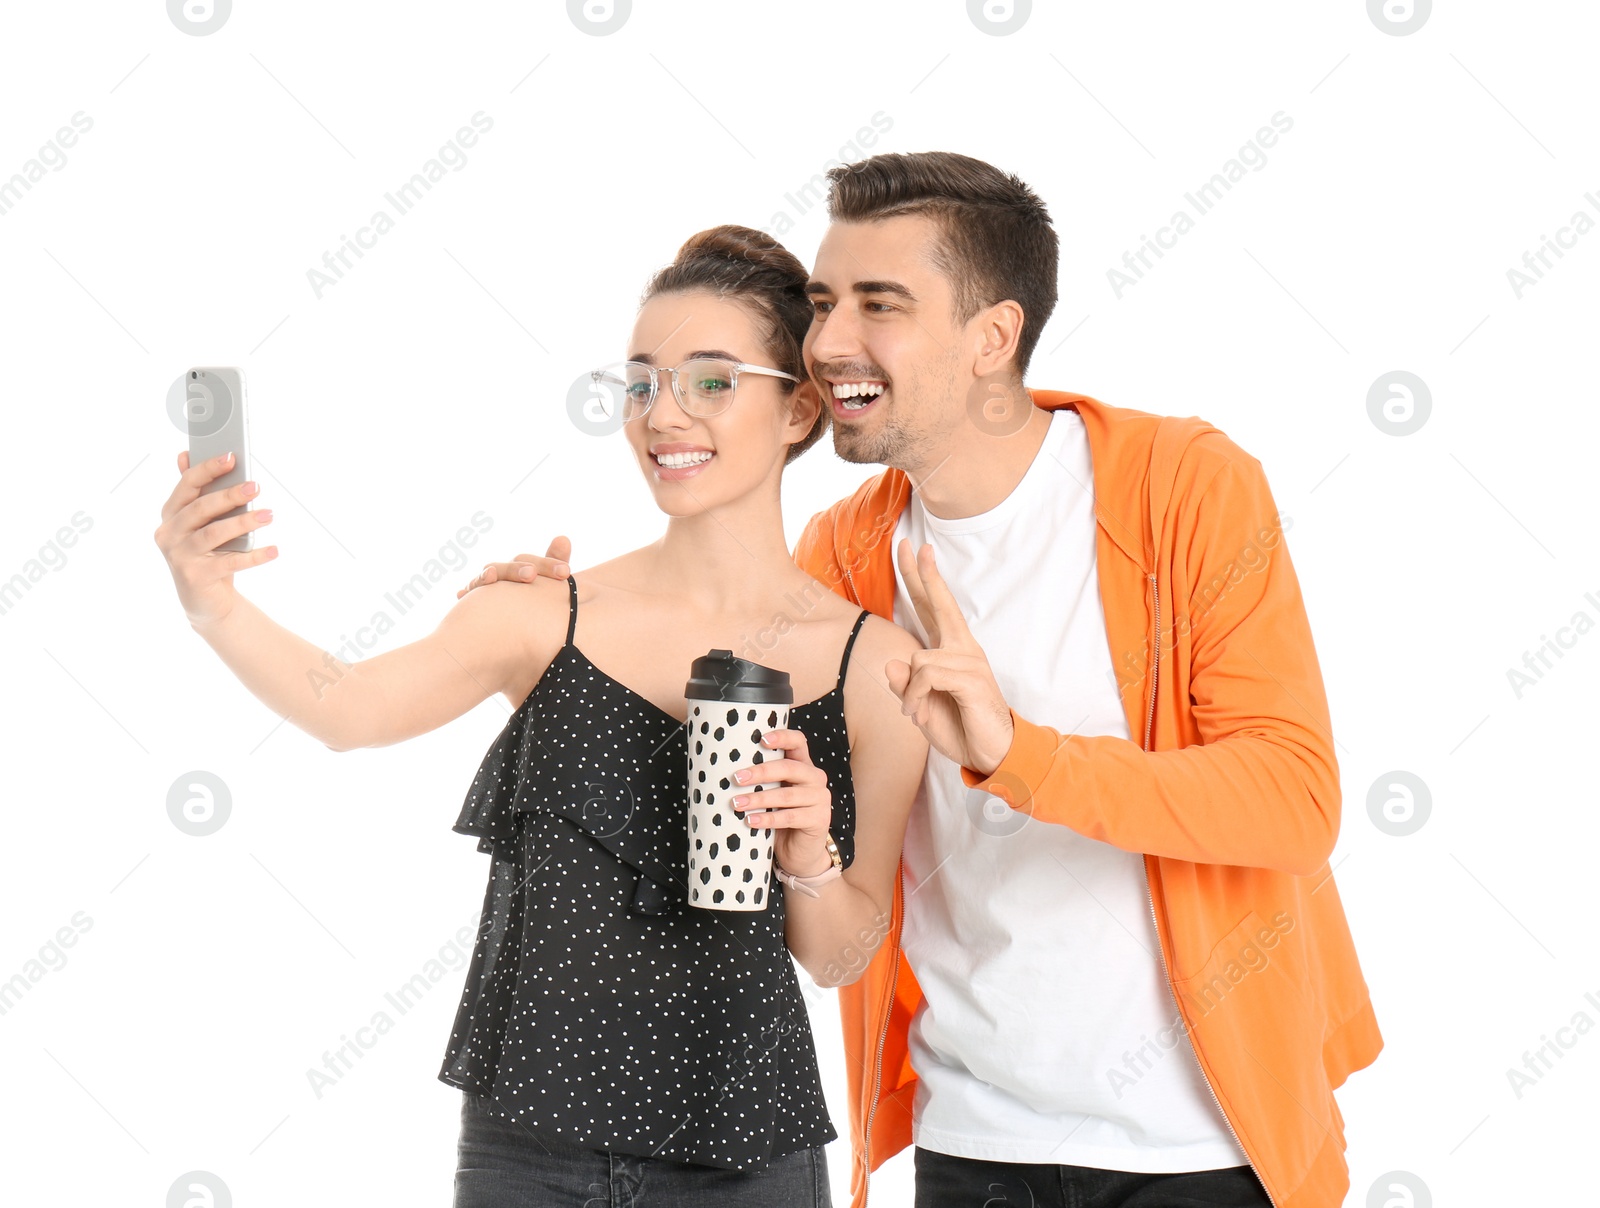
[
  {"left": 776, "top": 832, "right": 841, "bottom": 879},
  {"left": 781, "top": 843, "right": 835, "bottom": 879},
  {"left": 187, "top": 589, "right": 242, "bottom": 636}
]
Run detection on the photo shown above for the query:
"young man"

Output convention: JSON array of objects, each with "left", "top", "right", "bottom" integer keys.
[{"left": 464, "top": 152, "right": 1380, "bottom": 1208}]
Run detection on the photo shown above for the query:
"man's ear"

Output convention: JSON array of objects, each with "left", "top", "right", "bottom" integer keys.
[{"left": 971, "top": 299, "right": 1026, "bottom": 379}]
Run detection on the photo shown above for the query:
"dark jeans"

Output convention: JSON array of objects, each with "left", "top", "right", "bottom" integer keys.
[
  {"left": 453, "top": 1092, "right": 831, "bottom": 1207},
  {"left": 913, "top": 1146, "right": 1272, "bottom": 1208}
]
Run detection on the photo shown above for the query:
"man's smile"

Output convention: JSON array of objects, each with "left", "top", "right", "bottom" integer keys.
[{"left": 827, "top": 378, "right": 889, "bottom": 419}]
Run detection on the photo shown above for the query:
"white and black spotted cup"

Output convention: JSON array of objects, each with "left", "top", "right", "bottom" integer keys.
[{"left": 684, "top": 650, "right": 792, "bottom": 911}]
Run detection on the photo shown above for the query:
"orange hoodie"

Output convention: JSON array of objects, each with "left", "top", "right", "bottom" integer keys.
[{"left": 792, "top": 390, "right": 1382, "bottom": 1208}]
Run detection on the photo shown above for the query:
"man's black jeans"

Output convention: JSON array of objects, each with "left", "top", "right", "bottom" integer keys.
[{"left": 913, "top": 1146, "right": 1273, "bottom": 1208}]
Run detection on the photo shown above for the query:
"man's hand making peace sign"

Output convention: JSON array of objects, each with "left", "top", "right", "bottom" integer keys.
[{"left": 884, "top": 538, "right": 1015, "bottom": 778}]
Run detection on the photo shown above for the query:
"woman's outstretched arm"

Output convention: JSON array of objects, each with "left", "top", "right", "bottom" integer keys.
[{"left": 155, "top": 448, "right": 564, "bottom": 752}]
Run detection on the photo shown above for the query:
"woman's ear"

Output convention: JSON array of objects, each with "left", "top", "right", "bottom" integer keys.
[{"left": 785, "top": 380, "right": 823, "bottom": 439}]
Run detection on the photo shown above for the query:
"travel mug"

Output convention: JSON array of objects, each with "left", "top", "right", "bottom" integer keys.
[{"left": 684, "top": 650, "right": 792, "bottom": 911}]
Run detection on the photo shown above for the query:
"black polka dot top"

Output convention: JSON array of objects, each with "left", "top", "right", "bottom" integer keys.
[{"left": 438, "top": 574, "right": 869, "bottom": 1171}]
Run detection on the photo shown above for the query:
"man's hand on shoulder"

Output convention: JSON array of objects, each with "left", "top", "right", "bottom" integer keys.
[{"left": 456, "top": 536, "right": 573, "bottom": 599}]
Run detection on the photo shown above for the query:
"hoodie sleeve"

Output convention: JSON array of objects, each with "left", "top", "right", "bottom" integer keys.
[{"left": 959, "top": 451, "right": 1341, "bottom": 877}]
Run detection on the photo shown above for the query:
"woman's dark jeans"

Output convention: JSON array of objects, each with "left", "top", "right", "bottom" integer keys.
[
  {"left": 453, "top": 1092, "right": 831, "bottom": 1207},
  {"left": 913, "top": 1145, "right": 1273, "bottom": 1208}
]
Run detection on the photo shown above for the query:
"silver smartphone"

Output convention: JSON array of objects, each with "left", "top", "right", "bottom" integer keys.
[{"left": 185, "top": 366, "right": 253, "bottom": 553}]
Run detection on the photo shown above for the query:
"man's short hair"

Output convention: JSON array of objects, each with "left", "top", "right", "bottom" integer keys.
[{"left": 825, "top": 151, "right": 1059, "bottom": 377}]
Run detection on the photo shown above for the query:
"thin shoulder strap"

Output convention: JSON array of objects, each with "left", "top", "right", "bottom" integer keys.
[
  {"left": 836, "top": 609, "right": 871, "bottom": 689},
  {"left": 564, "top": 574, "right": 578, "bottom": 647}
]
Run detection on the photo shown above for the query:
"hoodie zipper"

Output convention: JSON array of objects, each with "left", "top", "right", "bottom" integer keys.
[
  {"left": 845, "top": 560, "right": 887, "bottom": 1207},
  {"left": 1138, "top": 570, "right": 1275, "bottom": 1207},
  {"left": 843, "top": 557, "right": 898, "bottom": 1208},
  {"left": 859, "top": 861, "right": 901, "bottom": 1208},
  {"left": 1142, "top": 573, "right": 1160, "bottom": 750}
]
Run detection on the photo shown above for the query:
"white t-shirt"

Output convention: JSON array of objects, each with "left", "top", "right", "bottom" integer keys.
[{"left": 893, "top": 408, "right": 1249, "bottom": 1171}]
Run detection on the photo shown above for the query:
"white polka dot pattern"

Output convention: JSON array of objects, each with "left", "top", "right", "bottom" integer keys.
[{"left": 436, "top": 576, "right": 868, "bottom": 1171}]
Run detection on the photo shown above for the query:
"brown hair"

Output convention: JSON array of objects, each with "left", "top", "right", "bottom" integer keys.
[
  {"left": 825, "top": 151, "right": 1058, "bottom": 377},
  {"left": 641, "top": 225, "right": 828, "bottom": 464}
]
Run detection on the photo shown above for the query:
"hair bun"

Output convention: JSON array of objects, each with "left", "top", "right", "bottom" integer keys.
[{"left": 674, "top": 224, "right": 807, "bottom": 290}]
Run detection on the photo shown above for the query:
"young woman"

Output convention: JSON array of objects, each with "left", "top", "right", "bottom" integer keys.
[{"left": 155, "top": 225, "right": 928, "bottom": 1207}]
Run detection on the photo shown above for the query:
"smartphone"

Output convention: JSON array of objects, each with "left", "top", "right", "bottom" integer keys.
[{"left": 185, "top": 366, "right": 254, "bottom": 553}]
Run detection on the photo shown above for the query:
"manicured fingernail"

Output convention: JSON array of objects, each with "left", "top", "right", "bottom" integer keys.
[
  {"left": 733, "top": 796, "right": 747, "bottom": 808},
  {"left": 734, "top": 769, "right": 749, "bottom": 783},
  {"left": 243, "top": 481, "right": 259, "bottom": 496},
  {"left": 258, "top": 510, "right": 273, "bottom": 522},
  {"left": 553, "top": 562, "right": 570, "bottom": 576},
  {"left": 518, "top": 566, "right": 533, "bottom": 579}
]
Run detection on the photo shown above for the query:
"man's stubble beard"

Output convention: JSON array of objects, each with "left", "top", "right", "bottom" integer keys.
[
  {"left": 831, "top": 383, "right": 952, "bottom": 474},
  {"left": 832, "top": 411, "right": 908, "bottom": 467}
]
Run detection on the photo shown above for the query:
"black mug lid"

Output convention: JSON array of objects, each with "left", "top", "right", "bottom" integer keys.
[{"left": 685, "top": 649, "right": 793, "bottom": 704}]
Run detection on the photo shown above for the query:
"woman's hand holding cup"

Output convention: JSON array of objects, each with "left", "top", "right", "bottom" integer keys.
[{"left": 731, "top": 728, "right": 835, "bottom": 878}]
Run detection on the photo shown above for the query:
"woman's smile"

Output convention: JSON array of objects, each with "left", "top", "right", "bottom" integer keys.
[{"left": 649, "top": 441, "right": 716, "bottom": 481}]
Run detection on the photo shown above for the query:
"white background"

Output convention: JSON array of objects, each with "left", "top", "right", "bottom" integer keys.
[{"left": 2, "top": 1, "right": 1595, "bottom": 1204}]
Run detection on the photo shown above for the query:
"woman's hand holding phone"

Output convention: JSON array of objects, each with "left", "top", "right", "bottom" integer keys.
[{"left": 154, "top": 449, "right": 278, "bottom": 630}]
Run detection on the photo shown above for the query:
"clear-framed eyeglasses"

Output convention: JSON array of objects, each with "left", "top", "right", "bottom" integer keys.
[{"left": 588, "top": 358, "right": 799, "bottom": 422}]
